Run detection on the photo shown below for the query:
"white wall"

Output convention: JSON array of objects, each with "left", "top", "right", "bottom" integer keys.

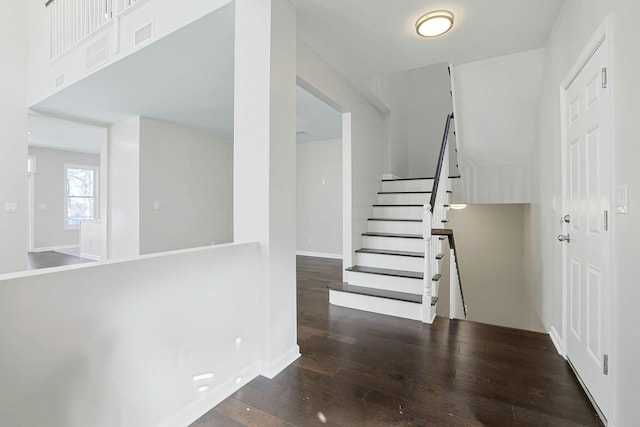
[
  {"left": 452, "top": 49, "right": 544, "bottom": 203},
  {"left": 406, "top": 64, "right": 454, "bottom": 178},
  {"left": 0, "top": 243, "right": 261, "bottom": 427},
  {"left": 108, "top": 117, "right": 141, "bottom": 259},
  {"left": 139, "top": 118, "right": 233, "bottom": 255},
  {"left": 366, "top": 63, "right": 452, "bottom": 178},
  {"left": 28, "top": 147, "right": 100, "bottom": 249},
  {"left": 534, "top": 1, "right": 640, "bottom": 424},
  {"left": 297, "top": 41, "right": 388, "bottom": 273},
  {"left": 296, "top": 138, "right": 342, "bottom": 257},
  {"left": 0, "top": 0, "right": 28, "bottom": 274},
  {"left": 234, "top": 0, "right": 299, "bottom": 377},
  {"left": 447, "top": 204, "right": 544, "bottom": 332}
]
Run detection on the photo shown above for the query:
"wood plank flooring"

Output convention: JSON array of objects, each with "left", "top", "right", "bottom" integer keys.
[
  {"left": 27, "top": 251, "right": 95, "bottom": 270},
  {"left": 193, "top": 256, "right": 601, "bottom": 426}
]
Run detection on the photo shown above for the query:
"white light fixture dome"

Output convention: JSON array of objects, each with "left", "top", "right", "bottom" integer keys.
[{"left": 416, "top": 10, "right": 454, "bottom": 37}]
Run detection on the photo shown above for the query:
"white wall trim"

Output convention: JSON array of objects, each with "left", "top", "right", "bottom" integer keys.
[
  {"left": 31, "top": 244, "right": 79, "bottom": 253},
  {"left": 158, "top": 362, "right": 261, "bottom": 427},
  {"left": 382, "top": 174, "right": 401, "bottom": 180},
  {"left": 79, "top": 252, "right": 101, "bottom": 261},
  {"left": 296, "top": 250, "right": 342, "bottom": 260},
  {"left": 259, "top": 345, "right": 301, "bottom": 379},
  {"left": 549, "top": 326, "right": 564, "bottom": 356}
]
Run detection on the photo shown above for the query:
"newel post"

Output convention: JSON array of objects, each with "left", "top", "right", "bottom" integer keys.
[{"left": 422, "top": 204, "right": 435, "bottom": 323}]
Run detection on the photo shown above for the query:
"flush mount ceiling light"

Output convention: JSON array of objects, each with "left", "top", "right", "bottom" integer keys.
[
  {"left": 415, "top": 10, "right": 454, "bottom": 37},
  {"left": 449, "top": 203, "right": 468, "bottom": 210}
]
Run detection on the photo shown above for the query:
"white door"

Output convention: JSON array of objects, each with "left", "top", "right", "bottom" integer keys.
[{"left": 562, "top": 39, "right": 611, "bottom": 419}]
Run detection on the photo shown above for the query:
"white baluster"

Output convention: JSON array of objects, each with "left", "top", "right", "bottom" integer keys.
[{"left": 422, "top": 204, "right": 435, "bottom": 323}]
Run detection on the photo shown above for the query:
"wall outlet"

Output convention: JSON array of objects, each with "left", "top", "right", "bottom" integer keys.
[
  {"left": 154, "top": 201, "right": 161, "bottom": 211},
  {"left": 4, "top": 202, "right": 17, "bottom": 213}
]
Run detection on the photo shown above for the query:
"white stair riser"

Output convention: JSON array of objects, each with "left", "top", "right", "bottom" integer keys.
[
  {"left": 362, "top": 235, "right": 424, "bottom": 252},
  {"left": 347, "top": 271, "right": 422, "bottom": 294},
  {"left": 368, "top": 220, "right": 422, "bottom": 234},
  {"left": 382, "top": 179, "right": 433, "bottom": 192},
  {"left": 372, "top": 206, "right": 423, "bottom": 220},
  {"left": 355, "top": 253, "right": 423, "bottom": 273},
  {"left": 329, "top": 290, "right": 423, "bottom": 321},
  {"left": 378, "top": 193, "right": 431, "bottom": 205}
]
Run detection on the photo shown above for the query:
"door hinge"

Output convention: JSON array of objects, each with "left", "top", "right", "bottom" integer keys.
[
  {"left": 604, "top": 210, "right": 609, "bottom": 231},
  {"left": 602, "top": 67, "right": 608, "bottom": 89},
  {"left": 603, "top": 354, "right": 609, "bottom": 375}
]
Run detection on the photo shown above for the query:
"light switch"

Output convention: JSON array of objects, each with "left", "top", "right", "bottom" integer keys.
[
  {"left": 38, "top": 204, "right": 46, "bottom": 210},
  {"left": 154, "top": 201, "right": 161, "bottom": 211},
  {"left": 616, "top": 186, "right": 628, "bottom": 214},
  {"left": 4, "top": 202, "right": 18, "bottom": 213}
]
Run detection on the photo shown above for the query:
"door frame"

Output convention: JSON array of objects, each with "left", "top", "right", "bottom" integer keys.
[{"left": 559, "top": 16, "right": 613, "bottom": 422}]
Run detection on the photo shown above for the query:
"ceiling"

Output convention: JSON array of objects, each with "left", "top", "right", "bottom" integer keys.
[
  {"left": 31, "top": 1, "right": 563, "bottom": 148},
  {"left": 28, "top": 114, "right": 105, "bottom": 154}
]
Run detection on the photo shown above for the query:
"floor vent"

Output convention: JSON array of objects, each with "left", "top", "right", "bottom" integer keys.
[
  {"left": 134, "top": 22, "right": 153, "bottom": 48},
  {"left": 86, "top": 35, "right": 108, "bottom": 72}
]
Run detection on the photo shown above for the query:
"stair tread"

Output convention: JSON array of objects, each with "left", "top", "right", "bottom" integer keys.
[
  {"left": 373, "top": 204, "right": 424, "bottom": 207},
  {"left": 362, "top": 232, "right": 422, "bottom": 239},
  {"left": 346, "top": 265, "right": 423, "bottom": 279},
  {"left": 378, "top": 191, "right": 431, "bottom": 194},
  {"left": 327, "top": 282, "right": 422, "bottom": 303},
  {"left": 368, "top": 218, "right": 422, "bottom": 222},
  {"left": 355, "top": 248, "right": 424, "bottom": 258},
  {"left": 432, "top": 273, "right": 442, "bottom": 281},
  {"left": 382, "top": 176, "right": 459, "bottom": 182},
  {"left": 435, "top": 253, "right": 445, "bottom": 260}
]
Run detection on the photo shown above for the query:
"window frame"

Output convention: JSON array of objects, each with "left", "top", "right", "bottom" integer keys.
[{"left": 64, "top": 163, "right": 99, "bottom": 230}]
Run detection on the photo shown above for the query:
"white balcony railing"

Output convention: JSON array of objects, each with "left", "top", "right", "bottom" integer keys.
[{"left": 48, "top": 0, "right": 114, "bottom": 60}]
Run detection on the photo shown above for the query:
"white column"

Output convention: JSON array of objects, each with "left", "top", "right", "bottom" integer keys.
[
  {"left": 0, "top": 1, "right": 28, "bottom": 273},
  {"left": 234, "top": 0, "right": 299, "bottom": 378}
]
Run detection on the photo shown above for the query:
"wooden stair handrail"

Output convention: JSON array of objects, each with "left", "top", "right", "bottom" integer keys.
[{"left": 429, "top": 113, "right": 454, "bottom": 213}]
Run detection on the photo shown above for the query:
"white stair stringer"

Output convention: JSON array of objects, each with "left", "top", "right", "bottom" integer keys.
[
  {"left": 346, "top": 269, "right": 423, "bottom": 294},
  {"left": 329, "top": 290, "right": 423, "bottom": 321}
]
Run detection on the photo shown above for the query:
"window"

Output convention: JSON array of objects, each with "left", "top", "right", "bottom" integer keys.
[{"left": 65, "top": 164, "right": 98, "bottom": 228}]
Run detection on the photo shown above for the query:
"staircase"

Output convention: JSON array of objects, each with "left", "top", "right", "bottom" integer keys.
[
  {"left": 328, "top": 113, "right": 466, "bottom": 323},
  {"left": 329, "top": 177, "right": 452, "bottom": 322}
]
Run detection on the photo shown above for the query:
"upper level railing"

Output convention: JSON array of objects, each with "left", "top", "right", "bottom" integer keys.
[{"left": 46, "top": 0, "right": 142, "bottom": 60}]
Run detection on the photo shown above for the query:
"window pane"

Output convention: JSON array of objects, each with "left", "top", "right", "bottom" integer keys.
[
  {"left": 67, "top": 197, "right": 95, "bottom": 225},
  {"left": 67, "top": 168, "right": 95, "bottom": 197}
]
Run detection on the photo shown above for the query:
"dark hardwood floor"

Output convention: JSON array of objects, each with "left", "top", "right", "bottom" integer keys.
[
  {"left": 27, "top": 251, "right": 95, "bottom": 270},
  {"left": 193, "top": 256, "right": 601, "bottom": 426}
]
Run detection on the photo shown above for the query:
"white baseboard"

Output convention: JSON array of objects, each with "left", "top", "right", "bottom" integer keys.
[
  {"left": 260, "top": 345, "right": 301, "bottom": 379},
  {"left": 32, "top": 245, "right": 79, "bottom": 253},
  {"left": 549, "top": 326, "right": 564, "bottom": 356},
  {"left": 159, "top": 362, "right": 261, "bottom": 427},
  {"left": 296, "top": 251, "right": 342, "bottom": 260},
  {"left": 382, "top": 174, "right": 402, "bottom": 180}
]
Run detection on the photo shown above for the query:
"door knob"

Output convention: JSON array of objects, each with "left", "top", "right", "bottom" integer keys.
[
  {"left": 557, "top": 234, "right": 571, "bottom": 243},
  {"left": 563, "top": 214, "right": 571, "bottom": 223}
]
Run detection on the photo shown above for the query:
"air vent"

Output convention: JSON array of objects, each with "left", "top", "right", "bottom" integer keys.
[
  {"left": 134, "top": 22, "right": 153, "bottom": 47},
  {"left": 86, "top": 35, "right": 108, "bottom": 72},
  {"left": 55, "top": 73, "right": 65, "bottom": 88}
]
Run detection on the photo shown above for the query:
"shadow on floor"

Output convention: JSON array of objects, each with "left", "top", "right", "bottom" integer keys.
[{"left": 27, "top": 251, "right": 96, "bottom": 270}]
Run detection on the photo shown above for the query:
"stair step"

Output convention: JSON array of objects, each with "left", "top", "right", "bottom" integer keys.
[
  {"left": 436, "top": 253, "right": 444, "bottom": 260},
  {"left": 373, "top": 204, "right": 423, "bottom": 207},
  {"left": 381, "top": 178, "right": 434, "bottom": 193},
  {"left": 368, "top": 218, "right": 421, "bottom": 222},
  {"left": 346, "top": 265, "right": 423, "bottom": 280},
  {"left": 355, "top": 248, "right": 424, "bottom": 258},
  {"left": 378, "top": 191, "right": 431, "bottom": 194},
  {"left": 362, "top": 232, "right": 422, "bottom": 239},
  {"left": 327, "top": 282, "right": 422, "bottom": 303},
  {"left": 432, "top": 273, "right": 442, "bottom": 282}
]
